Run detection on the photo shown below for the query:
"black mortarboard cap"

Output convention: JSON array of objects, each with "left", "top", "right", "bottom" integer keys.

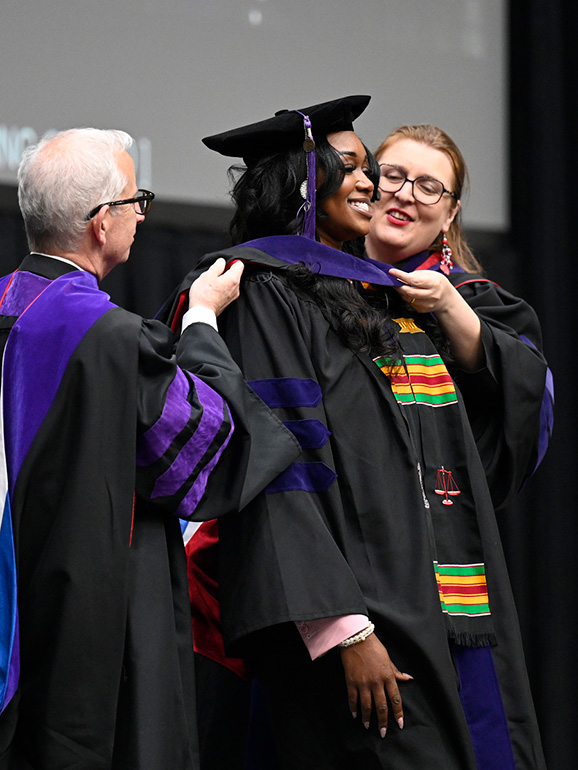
[
  {"left": 203, "top": 95, "right": 371, "bottom": 241},
  {"left": 202, "top": 95, "right": 371, "bottom": 160}
]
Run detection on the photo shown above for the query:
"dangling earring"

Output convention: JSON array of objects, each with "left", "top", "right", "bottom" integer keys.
[{"left": 440, "top": 233, "right": 453, "bottom": 275}]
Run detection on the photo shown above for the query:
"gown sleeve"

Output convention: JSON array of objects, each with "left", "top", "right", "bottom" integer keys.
[
  {"left": 213, "top": 270, "right": 369, "bottom": 652},
  {"left": 447, "top": 274, "right": 553, "bottom": 510},
  {"left": 134, "top": 317, "right": 300, "bottom": 521}
]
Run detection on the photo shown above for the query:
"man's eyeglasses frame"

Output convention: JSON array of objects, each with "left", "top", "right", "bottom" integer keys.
[{"left": 85, "top": 189, "right": 155, "bottom": 221}]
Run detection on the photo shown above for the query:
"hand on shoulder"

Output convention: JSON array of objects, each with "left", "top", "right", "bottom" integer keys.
[{"left": 189, "top": 258, "right": 244, "bottom": 316}]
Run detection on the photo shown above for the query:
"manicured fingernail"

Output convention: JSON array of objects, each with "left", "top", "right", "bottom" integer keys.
[
  {"left": 380, "top": 727, "right": 387, "bottom": 738},
  {"left": 403, "top": 673, "right": 414, "bottom": 679},
  {"left": 397, "top": 717, "right": 404, "bottom": 730},
  {"left": 351, "top": 711, "right": 357, "bottom": 719},
  {"left": 363, "top": 721, "right": 369, "bottom": 730}
]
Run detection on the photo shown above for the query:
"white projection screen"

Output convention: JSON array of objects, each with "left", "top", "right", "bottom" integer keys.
[{"left": 1, "top": 0, "right": 507, "bottom": 230}]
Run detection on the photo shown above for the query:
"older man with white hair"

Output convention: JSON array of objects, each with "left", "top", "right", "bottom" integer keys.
[{"left": 0, "top": 128, "right": 298, "bottom": 769}]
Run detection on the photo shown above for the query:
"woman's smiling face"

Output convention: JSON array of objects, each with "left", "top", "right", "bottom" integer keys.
[
  {"left": 316, "top": 131, "right": 375, "bottom": 251},
  {"left": 365, "top": 138, "right": 460, "bottom": 264}
]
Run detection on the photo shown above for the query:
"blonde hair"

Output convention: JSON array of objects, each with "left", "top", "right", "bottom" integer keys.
[{"left": 375, "top": 124, "right": 482, "bottom": 273}]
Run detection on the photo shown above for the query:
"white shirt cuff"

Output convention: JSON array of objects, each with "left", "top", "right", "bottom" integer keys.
[{"left": 181, "top": 305, "right": 218, "bottom": 332}]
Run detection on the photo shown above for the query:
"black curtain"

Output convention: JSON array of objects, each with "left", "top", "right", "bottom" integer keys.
[
  {"left": 0, "top": 3, "right": 574, "bottom": 766},
  {"left": 501, "top": 2, "right": 576, "bottom": 769}
]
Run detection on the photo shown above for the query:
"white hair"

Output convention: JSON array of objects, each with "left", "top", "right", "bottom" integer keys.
[{"left": 17, "top": 128, "right": 134, "bottom": 253}]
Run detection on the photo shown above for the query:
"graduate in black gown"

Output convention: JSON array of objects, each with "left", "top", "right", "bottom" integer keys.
[{"left": 162, "top": 96, "right": 550, "bottom": 769}]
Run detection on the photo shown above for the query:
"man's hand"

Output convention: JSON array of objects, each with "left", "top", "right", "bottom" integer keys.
[
  {"left": 340, "top": 633, "right": 413, "bottom": 738},
  {"left": 189, "top": 258, "right": 244, "bottom": 317}
]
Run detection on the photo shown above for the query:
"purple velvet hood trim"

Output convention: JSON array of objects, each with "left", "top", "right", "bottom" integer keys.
[{"left": 238, "top": 236, "right": 403, "bottom": 287}]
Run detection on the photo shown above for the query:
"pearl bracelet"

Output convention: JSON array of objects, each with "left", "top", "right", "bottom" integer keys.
[{"left": 338, "top": 622, "right": 375, "bottom": 648}]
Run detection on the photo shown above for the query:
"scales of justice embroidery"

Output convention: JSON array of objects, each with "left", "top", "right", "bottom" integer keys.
[{"left": 435, "top": 466, "right": 461, "bottom": 506}]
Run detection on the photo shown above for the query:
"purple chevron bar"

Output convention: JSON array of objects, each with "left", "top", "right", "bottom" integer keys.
[
  {"left": 283, "top": 419, "right": 331, "bottom": 450},
  {"left": 136, "top": 369, "right": 192, "bottom": 466},
  {"left": 249, "top": 377, "right": 322, "bottom": 409},
  {"left": 265, "top": 462, "right": 337, "bottom": 494},
  {"left": 174, "top": 415, "right": 233, "bottom": 518},
  {"left": 150, "top": 375, "right": 233, "bottom": 499}
]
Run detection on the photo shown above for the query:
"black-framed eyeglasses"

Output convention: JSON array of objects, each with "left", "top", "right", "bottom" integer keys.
[
  {"left": 85, "top": 189, "right": 155, "bottom": 220},
  {"left": 378, "top": 165, "right": 457, "bottom": 205}
]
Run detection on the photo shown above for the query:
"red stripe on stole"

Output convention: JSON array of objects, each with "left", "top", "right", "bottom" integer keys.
[
  {"left": 441, "top": 584, "right": 488, "bottom": 596},
  {"left": 404, "top": 372, "right": 453, "bottom": 387}
]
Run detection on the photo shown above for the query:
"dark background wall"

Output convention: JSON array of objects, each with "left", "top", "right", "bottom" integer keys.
[
  {"left": 502, "top": 2, "right": 576, "bottom": 767},
  {"left": 0, "top": 2, "right": 575, "bottom": 767}
]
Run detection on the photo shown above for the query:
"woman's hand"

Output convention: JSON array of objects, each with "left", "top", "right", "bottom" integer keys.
[
  {"left": 389, "top": 267, "right": 484, "bottom": 371},
  {"left": 389, "top": 266, "right": 456, "bottom": 315},
  {"left": 339, "top": 633, "right": 413, "bottom": 738}
]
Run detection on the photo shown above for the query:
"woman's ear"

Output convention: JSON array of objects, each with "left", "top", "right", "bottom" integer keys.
[{"left": 443, "top": 198, "right": 461, "bottom": 231}]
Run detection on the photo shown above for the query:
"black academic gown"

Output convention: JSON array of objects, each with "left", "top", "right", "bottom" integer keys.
[
  {"left": 0, "top": 254, "right": 299, "bottom": 770},
  {"left": 159, "top": 237, "right": 549, "bottom": 770}
]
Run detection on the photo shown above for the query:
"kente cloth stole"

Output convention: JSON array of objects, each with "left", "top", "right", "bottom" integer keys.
[{"left": 373, "top": 313, "right": 495, "bottom": 647}]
